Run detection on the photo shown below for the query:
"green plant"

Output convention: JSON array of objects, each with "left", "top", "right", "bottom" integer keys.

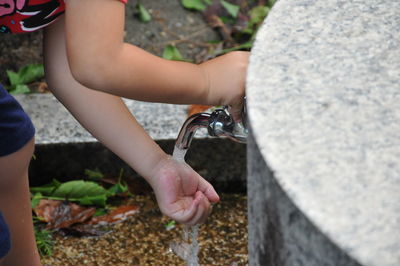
[
  {"left": 31, "top": 180, "right": 108, "bottom": 207},
  {"left": 6, "top": 64, "right": 44, "bottom": 94},
  {"left": 34, "top": 226, "right": 54, "bottom": 257},
  {"left": 162, "top": 44, "right": 183, "bottom": 60},
  {"left": 220, "top": 0, "right": 240, "bottom": 18},
  {"left": 136, "top": 2, "right": 152, "bottom": 22},
  {"left": 180, "top": 0, "right": 275, "bottom": 55},
  {"left": 162, "top": 44, "right": 192, "bottom": 62},
  {"left": 165, "top": 220, "right": 176, "bottom": 230},
  {"left": 181, "top": 0, "right": 208, "bottom": 11},
  {"left": 106, "top": 168, "right": 129, "bottom": 196},
  {"left": 30, "top": 169, "right": 137, "bottom": 243},
  {"left": 30, "top": 169, "right": 130, "bottom": 208},
  {"left": 85, "top": 168, "right": 104, "bottom": 181}
]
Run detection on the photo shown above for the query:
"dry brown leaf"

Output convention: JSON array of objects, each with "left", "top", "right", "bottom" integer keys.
[
  {"left": 188, "top": 105, "right": 212, "bottom": 117},
  {"left": 34, "top": 199, "right": 96, "bottom": 229},
  {"left": 88, "top": 205, "right": 140, "bottom": 226},
  {"left": 37, "top": 82, "right": 49, "bottom": 93}
]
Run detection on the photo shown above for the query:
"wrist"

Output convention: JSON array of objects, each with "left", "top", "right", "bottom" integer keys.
[
  {"left": 143, "top": 152, "right": 171, "bottom": 188},
  {"left": 198, "top": 63, "right": 212, "bottom": 105}
]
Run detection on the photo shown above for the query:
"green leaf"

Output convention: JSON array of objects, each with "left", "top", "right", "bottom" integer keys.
[
  {"left": 9, "top": 84, "right": 30, "bottom": 95},
  {"left": 18, "top": 64, "right": 44, "bottom": 85},
  {"left": 31, "top": 193, "right": 43, "bottom": 209},
  {"left": 267, "top": 0, "right": 276, "bottom": 7},
  {"left": 30, "top": 179, "right": 61, "bottom": 195},
  {"left": 6, "top": 70, "right": 20, "bottom": 87},
  {"left": 85, "top": 168, "right": 104, "bottom": 181},
  {"left": 51, "top": 180, "right": 108, "bottom": 206},
  {"left": 181, "top": 0, "right": 206, "bottom": 11},
  {"left": 6, "top": 64, "right": 44, "bottom": 93},
  {"left": 162, "top": 45, "right": 184, "bottom": 61},
  {"left": 78, "top": 194, "right": 107, "bottom": 206},
  {"left": 220, "top": 0, "right": 240, "bottom": 18},
  {"left": 52, "top": 180, "right": 105, "bottom": 197},
  {"left": 207, "top": 40, "right": 222, "bottom": 44},
  {"left": 165, "top": 220, "right": 176, "bottom": 230},
  {"left": 219, "top": 16, "right": 236, "bottom": 24},
  {"left": 249, "top": 5, "right": 269, "bottom": 27},
  {"left": 94, "top": 208, "right": 108, "bottom": 217},
  {"left": 107, "top": 182, "right": 128, "bottom": 196},
  {"left": 136, "top": 3, "right": 152, "bottom": 22}
]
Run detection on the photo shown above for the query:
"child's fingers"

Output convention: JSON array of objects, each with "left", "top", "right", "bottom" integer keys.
[
  {"left": 186, "top": 191, "right": 204, "bottom": 225},
  {"left": 186, "top": 193, "right": 210, "bottom": 225},
  {"left": 172, "top": 193, "right": 200, "bottom": 224},
  {"left": 198, "top": 177, "right": 220, "bottom": 203},
  {"left": 198, "top": 197, "right": 211, "bottom": 224}
]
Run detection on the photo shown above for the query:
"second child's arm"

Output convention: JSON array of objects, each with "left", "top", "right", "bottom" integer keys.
[{"left": 64, "top": 0, "right": 248, "bottom": 110}]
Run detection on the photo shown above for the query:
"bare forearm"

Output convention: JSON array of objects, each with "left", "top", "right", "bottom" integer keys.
[
  {"left": 44, "top": 19, "right": 167, "bottom": 180},
  {"left": 61, "top": 91, "right": 164, "bottom": 176},
  {"left": 65, "top": 0, "right": 248, "bottom": 109},
  {"left": 65, "top": 0, "right": 209, "bottom": 105},
  {"left": 74, "top": 44, "right": 209, "bottom": 104},
  {"left": 49, "top": 78, "right": 166, "bottom": 179}
]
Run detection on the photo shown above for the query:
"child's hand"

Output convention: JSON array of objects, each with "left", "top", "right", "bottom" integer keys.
[
  {"left": 199, "top": 51, "right": 250, "bottom": 122},
  {"left": 148, "top": 156, "right": 220, "bottom": 225}
]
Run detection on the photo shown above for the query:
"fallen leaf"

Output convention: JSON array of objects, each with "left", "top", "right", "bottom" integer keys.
[
  {"left": 205, "top": 14, "right": 233, "bottom": 43},
  {"left": 37, "top": 82, "right": 49, "bottom": 93},
  {"left": 188, "top": 105, "right": 212, "bottom": 117},
  {"left": 88, "top": 205, "right": 140, "bottom": 226},
  {"left": 34, "top": 199, "right": 96, "bottom": 229}
]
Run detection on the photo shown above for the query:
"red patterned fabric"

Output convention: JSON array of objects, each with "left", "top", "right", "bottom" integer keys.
[{"left": 0, "top": 0, "right": 128, "bottom": 34}]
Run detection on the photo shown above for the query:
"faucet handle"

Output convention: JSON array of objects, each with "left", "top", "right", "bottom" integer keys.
[{"left": 208, "top": 107, "right": 247, "bottom": 143}]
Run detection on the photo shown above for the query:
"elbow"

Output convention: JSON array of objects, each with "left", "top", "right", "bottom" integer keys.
[{"left": 68, "top": 50, "right": 115, "bottom": 92}]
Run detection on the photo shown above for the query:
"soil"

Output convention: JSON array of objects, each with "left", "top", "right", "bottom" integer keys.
[
  {"left": 0, "top": 0, "right": 219, "bottom": 88},
  {"left": 40, "top": 193, "right": 248, "bottom": 266}
]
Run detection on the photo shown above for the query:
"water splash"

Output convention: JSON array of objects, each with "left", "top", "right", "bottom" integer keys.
[
  {"left": 170, "top": 225, "right": 200, "bottom": 266},
  {"left": 170, "top": 146, "right": 200, "bottom": 266}
]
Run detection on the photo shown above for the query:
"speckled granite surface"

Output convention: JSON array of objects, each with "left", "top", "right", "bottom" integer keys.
[
  {"left": 247, "top": 0, "right": 400, "bottom": 266},
  {"left": 15, "top": 94, "right": 246, "bottom": 190},
  {"left": 15, "top": 94, "right": 207, "bottom": 144}
]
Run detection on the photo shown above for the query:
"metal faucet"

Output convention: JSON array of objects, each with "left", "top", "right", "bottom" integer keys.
[{"left": 175, "top": 105, "right": 248, "bottom": 150}]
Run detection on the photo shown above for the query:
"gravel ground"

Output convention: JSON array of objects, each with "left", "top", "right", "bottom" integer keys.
[{"left": 41, "top": 193, "right": 248, "bottom": 266}]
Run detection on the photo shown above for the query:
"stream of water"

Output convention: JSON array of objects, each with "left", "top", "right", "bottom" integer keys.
[{"left": 170, "top": 146, "right": 200, "bottom": 266}]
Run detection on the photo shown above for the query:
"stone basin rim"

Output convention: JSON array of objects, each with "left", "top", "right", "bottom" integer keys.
[{"left": 246, "top": 0, "right": 400, "bottom": 266}]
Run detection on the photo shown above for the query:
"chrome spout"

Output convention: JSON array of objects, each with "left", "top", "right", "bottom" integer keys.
[
  {"left": 175, "top": 106, "right": 247, "bottom": 151},
  {"left": 175, "top": 112, "right": 211, "bottom": 150}
]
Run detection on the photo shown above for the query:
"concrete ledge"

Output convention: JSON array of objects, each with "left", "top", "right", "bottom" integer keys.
[
  {"left": 16, "top": 94, "right": 201, "bottom": 144},
  {"left": 17, "top": 94, "right": 246, "bottom": 192}
]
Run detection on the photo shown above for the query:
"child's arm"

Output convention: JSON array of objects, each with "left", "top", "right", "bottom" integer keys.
[
  {"left": 64, "top": 0, "right": 248, "bottom": 113},
  {"left": 44, "top": 18, "right": 219, "bottom": 225},
  {"left": 55, "top": 0, "right": 248, "bottom": 225}
]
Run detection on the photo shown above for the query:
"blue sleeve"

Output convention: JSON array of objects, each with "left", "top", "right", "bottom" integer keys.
[
  {"left": 0, "top": 85, "right": 35, "bottom": 156},
  {"left": 0, "top": 212, "right": 11, "bottom": 258}
]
